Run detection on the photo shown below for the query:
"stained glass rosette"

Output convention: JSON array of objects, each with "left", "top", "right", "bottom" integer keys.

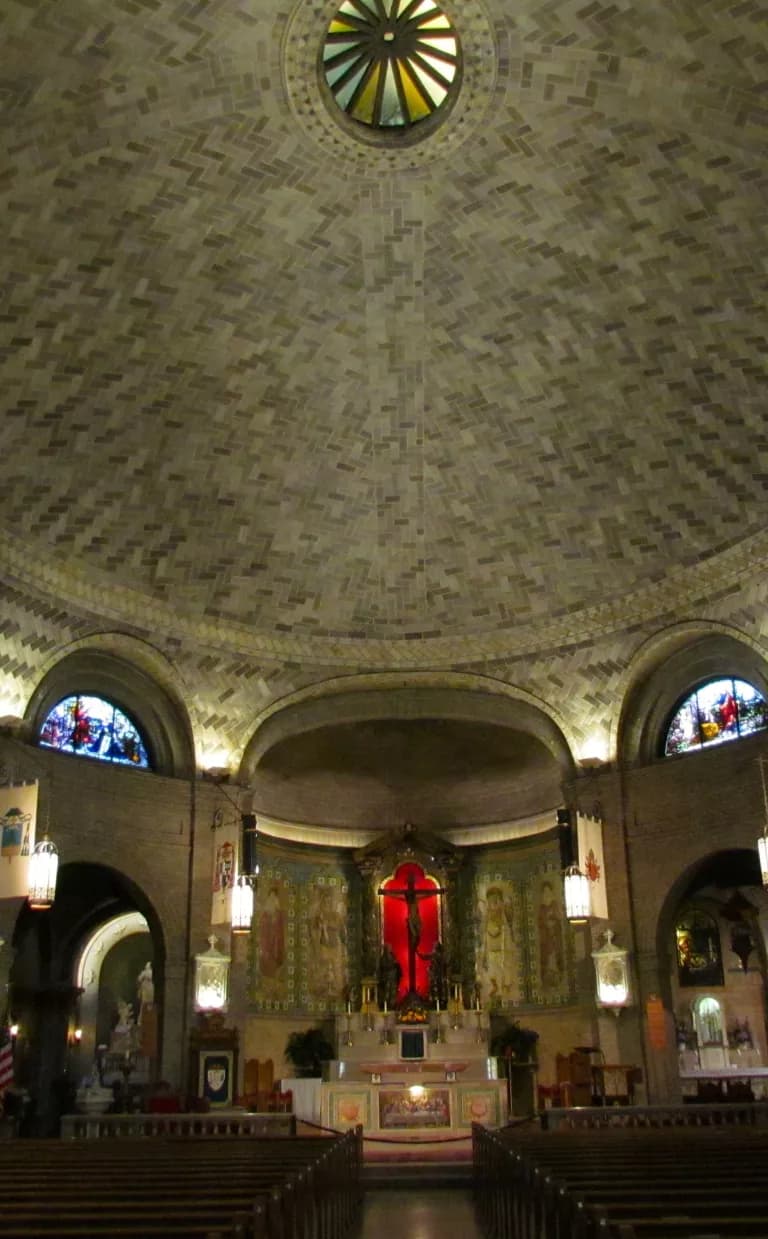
[{"left": 323, "top": 0, "right": 460, "bottom": 129}]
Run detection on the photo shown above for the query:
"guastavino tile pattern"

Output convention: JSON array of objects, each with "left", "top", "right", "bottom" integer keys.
[{"left": 1, "top": 0, "right": 766, "bottom": 654}]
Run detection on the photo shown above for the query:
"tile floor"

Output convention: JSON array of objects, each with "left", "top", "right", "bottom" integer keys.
[{"left": 358, "top": 1188, "right": 483, "bottom": 1239}]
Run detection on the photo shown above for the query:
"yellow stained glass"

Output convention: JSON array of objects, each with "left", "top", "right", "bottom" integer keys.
[
  {"left": 352, "top": 64, "right": 381, "bottom": 125},
  {"left": 400, "top": 67, "right": 432, "bottom": 122},
  {"left": 329, "top": 20, "right": 357, "bottom": 32}
]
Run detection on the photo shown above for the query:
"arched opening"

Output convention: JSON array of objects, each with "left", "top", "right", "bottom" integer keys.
[
  {"left": 240, "top": 684, "right": 574, "bottom": 835},
  {"left": 25, "top": 648, "right": 195, "bottom": 779},
  {"left": 7, "top": 862, "right": 164, "bottom": 1134},
  {"left": 618, "top": 628, "right": 768, "bottom": 766},
  {"left": 657, "top": 848, "right": 768, "bottom": 1102}
]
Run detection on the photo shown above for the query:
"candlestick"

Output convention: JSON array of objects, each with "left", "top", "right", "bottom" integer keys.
[
  {"left": 383, "top": 999, "right": 387, "bottom": 1014},
  {"left": 346, "top": 1000, "right": 352, "bottom": 1014}
]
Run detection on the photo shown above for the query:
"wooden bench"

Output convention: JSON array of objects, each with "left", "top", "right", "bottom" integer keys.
[
  {"left": 474, "top": 1119, "right": 768, "bottom": 1239},
  {"left": 0, "top": 1129, "right": 363, "bottom": 1239}
]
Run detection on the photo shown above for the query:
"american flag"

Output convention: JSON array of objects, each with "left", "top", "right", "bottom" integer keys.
[{"left": 0, "top": 1027, "right": 14, "bottom": 1096}]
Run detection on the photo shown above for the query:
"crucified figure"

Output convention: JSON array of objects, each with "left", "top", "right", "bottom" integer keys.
[{"left": 378, "top": 870, "right": 446, "bottom": 998}]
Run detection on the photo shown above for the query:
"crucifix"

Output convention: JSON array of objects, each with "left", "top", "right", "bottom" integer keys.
[{"left": 378, "top": 869, "right": 446, "bottom": 999}]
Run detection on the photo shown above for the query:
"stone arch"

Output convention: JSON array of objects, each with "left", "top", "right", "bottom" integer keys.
[
  {"left": 617, "top": 622, "right": 768, "bottom": 766},
  {"left": 653, "top": 846, "right": 766, "bottom": 1016},
  {"left": 8, "top": 861, "right": 166, "bottom": 1132},
  {"left": 24, "top": 642, "right": 195, "bottom": 778}
]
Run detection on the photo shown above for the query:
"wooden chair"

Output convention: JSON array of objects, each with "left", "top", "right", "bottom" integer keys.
[{"left": 555, "top": 1051, "right": 592, "bottom": 1107}]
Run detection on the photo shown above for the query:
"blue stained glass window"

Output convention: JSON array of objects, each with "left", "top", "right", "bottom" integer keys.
[
  {"left": 39, "top": 695, "right": 151, "bottom": 768},
  {"left": 663, "top": 678, "right": 768, "bottom": 757}
]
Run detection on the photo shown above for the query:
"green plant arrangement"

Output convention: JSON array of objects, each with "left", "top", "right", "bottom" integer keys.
[
  {"left": 284, "top": 1027, "right": 335, "bottom": 1078},
  {"left": 490, "top": 1020, "right": 540, "bottom": 1064}
]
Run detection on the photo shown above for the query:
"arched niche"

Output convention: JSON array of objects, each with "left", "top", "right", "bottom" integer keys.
[
  {"left": 618, "top": 626, "right": 768, "bottom": 766},
  {"left": 24, "top": 648, "right": 195, "bottom": 778},
  {"left": 239, "top": 683, "right": 575, "bottom": 832}
]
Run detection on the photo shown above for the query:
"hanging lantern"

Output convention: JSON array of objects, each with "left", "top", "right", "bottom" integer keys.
[
  {"left": 563, "top": 865, "right": 591, "bottom": 924},
  {"left": 194, "top": 935, "right": 230, "bottom": 1012},
  {"left": 28, "top": 835, "right": 59, "bottom": 910},
  {"left": 756, "top": 758, "right": 768, "bottom": 889},
  {"left": 592, "top": 927, "right": 631, "bottom": 1012},
  {"left": 231, "top": 875, "right": 254, "bottom": 935}
]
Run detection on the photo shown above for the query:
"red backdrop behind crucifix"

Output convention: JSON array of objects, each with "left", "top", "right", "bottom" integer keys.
[{"left": 380, "top": 862, "right": 442, "bottom": 1001}]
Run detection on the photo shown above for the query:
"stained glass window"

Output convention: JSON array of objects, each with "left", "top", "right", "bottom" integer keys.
[
  {"left": 663, "top": 677, "right": 768, "bottom": 757},
  {"left": 322, "top": 0, "right": 460, "bottom": 129},
  {"left": 39, "top": 695, "right": 150, "bottom": 768}
]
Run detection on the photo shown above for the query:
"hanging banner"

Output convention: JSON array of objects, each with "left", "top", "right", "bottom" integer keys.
[
  {"left": 210, "top": 808, "right": 238, "bottom": 926},
  {"left": 0, "top": 782, "right": 37, "bottom": 899},
  {"left": 577, "top": 811, "right": 608, "bottom": 919},
  {"left": 646, "top": 994, "right": 667, "bottom": 1051}
]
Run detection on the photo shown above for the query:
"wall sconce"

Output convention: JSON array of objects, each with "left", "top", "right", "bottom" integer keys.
[
  {"left": 9, "top": 1023, "right": 19, "bottom": 1041},
  {"left": 564, "top": 865, "right": 591, "bottom": 924},
  {"left": 28, "top": 835, "right": 59, "bottom": 910},
  {"left": 592, "top": 928, "right": 631, "bottom": 1013},
  {"left": 193, "top": 935, "right": 230, "bottom": 1013},
  {"left": 69, "top": 1027, "right": 83, "bottom": 1047}
]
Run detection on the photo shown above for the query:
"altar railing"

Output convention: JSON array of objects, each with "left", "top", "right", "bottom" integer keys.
[{"left": 61, "top": 1109, "right": 296, "bottom": 1139}]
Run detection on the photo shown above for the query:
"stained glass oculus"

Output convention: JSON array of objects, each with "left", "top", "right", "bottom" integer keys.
[
  {"left": 664, "top": 678, "right": 768, "bottom": 757},
  {"left": 39, "top": 695, "right": 150, "bottom": 768},
  {"left": 322, "top": 0, "right": 460, "bottom": 129}
]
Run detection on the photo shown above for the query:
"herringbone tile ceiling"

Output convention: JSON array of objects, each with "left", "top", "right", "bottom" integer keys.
[{"left": 1, "top": 0, "right": 766, "bottom": 651}]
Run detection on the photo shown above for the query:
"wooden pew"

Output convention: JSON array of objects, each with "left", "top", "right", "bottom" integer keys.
[
  {"left": 0, "top": 1128, "right": 363, "bottom": 1239},
  {"left": 473, "top": 1121, "right": 768, "bottom": 1239}
]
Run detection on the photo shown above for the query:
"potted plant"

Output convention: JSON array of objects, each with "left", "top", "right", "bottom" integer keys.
[
  {"left": 284, "top": 1027, "right": 335, "bottom": 1078},
  {"left": 490, "top": 1021, "right": 540, "bottom": 1118},
  {"left": 490, "top": 1020, "right": 539, "bottom": 1064}
]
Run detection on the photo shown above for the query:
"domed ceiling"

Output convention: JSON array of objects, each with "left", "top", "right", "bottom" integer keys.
[{"left": 1, "top": 0, "right": 766, "bottom": 658}]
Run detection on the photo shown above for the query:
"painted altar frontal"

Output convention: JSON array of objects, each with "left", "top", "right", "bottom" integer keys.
[{"left": 320, "top": 1012, "right": 507, "bottom": 1135}]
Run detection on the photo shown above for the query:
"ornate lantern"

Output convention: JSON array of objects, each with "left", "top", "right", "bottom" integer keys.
[
  {"left": 28, "top": 835, "right": 59, "bottom": 910},
  {"left": 230, "top": 875, "right": 255, "bottom": 935},
  {"left": 592, "top": 927, "right": 631, "bottom": 1012},
  {"left": 194, "top": 935, "right": 230, "bottom": 1012},
  {"left": 756, "top": 758, "right": 768, "bottom": 889},
  {"left": 563, "top": 865, "right": 591, "bottom": 924}
]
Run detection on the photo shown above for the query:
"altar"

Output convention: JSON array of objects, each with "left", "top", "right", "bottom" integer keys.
[{"left": 319, "top": 1011, "right": 508, "bottom": 1135}]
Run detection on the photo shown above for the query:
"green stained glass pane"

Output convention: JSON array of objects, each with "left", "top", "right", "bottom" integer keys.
[
  {"left": 336, "top": 62, "right": 369, "bottom": 110},
  {"left": 380, "top": 61, "right": 405, "bottom": 125},
  {"left": 323, "top": 0, "right": 459, "bottom": 130}
]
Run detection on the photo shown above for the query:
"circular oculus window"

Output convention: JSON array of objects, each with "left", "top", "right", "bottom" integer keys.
[{"left": 322, "top": 0, "right": 460, "bottom": 130}]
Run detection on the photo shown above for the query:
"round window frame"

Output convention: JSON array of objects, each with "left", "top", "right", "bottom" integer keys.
[
  {"left": 318, "top": 0, "right": 464, "bottom": 148},
  {"left": 283, "top": 0, "right": 496, "bottom": 171}
]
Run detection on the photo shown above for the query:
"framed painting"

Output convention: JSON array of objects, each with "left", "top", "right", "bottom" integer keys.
[
  {"left": 328, "top": 1088, "right": 370, "bottom": 1129},
  {"left": 378, "top": 1086, "right": 451, "bottom": 1129},
  {"left": 198, "top": 1049, "right": 235, "bottom": 1108},
  {"left": 457, "top": 1085, "right": 501, "bottom": 1127}
]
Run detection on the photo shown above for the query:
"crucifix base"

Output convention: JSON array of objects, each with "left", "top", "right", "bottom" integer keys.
[{"left": 396, "top": 991, "right": 431, "bottom": 1023}]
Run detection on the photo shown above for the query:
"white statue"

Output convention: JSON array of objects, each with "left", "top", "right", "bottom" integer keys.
[{"left": 137, "top": 962, "right": 154, "bottom": 1021}]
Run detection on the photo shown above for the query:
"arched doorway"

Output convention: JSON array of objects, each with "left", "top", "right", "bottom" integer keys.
[
  {"left": 8, "top": 862, "right": 164, "bottom": 1133},
  {"left": 658, "top": 849, "right": 768, "bottom": 1101}
]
